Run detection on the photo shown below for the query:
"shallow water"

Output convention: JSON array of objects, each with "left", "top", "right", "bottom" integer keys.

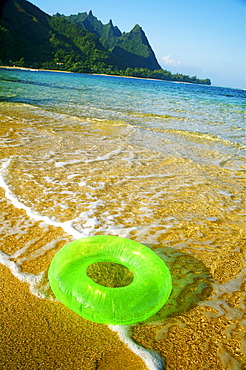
[{"left": 0, "top": 69, "right": 245, "bottom": 369}]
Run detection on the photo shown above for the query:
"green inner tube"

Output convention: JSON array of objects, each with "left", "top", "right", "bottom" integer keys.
[{"left": 48, "top": 235, "right": 172, "bottom": 325}]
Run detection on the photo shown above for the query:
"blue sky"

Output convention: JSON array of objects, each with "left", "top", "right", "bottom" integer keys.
[{"left": 30, "top": 0, "right": 245, "bottom": 89}]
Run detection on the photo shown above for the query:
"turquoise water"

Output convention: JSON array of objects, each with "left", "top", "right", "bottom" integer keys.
[
  {"left": 0, "top": 68, "right": 245, "bottom": 369},
  {"left": 1, "top": 69, "right": 245, "bottom": 165}
]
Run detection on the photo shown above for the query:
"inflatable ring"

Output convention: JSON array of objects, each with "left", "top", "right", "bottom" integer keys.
[{"left": 48, "top": 235, "right": 172, "bottom": 325}]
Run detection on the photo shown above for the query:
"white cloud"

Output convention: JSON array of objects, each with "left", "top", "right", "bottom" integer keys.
[{"left": 162, "top": 55, "right": 181, "bottom": 66}]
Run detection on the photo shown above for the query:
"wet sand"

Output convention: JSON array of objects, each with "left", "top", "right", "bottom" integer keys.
[{"left": 0, "top": 263, "right": 149, "bottom": 370}]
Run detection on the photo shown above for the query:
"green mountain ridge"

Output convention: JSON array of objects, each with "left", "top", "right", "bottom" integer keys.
[
  {"left": 0, "top": 0, "right": 211, "bottom": 84},
  {"left": 63, "top": 11, "right": 161, "bottom": 70}
]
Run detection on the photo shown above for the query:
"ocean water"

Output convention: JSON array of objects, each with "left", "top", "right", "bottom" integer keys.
[{"left": 0, "top": 68, "right": 245, "bottom": 369}]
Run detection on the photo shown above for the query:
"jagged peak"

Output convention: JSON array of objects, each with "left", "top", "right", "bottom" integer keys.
[
  {"left": 132, "top": 24, "right": 142, "bottom": 32},
  {"left": 61, "top": 9, "right": 161, "bottom": 70},
  {"left": 85, "top": 10, "right": 101, "bottom": 25}
]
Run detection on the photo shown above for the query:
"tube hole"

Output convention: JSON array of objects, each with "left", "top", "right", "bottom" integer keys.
[{"left": 86, "top": 261, "right": 134, "bottom": 287}]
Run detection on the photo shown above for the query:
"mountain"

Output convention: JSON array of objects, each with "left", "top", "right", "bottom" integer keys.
[
  {"left": 0, "top": 0, "right": 160, "bottom": 71},
  {"left": 0, "top": 0, "right": 211, "bottom": 84},
  {"left": 64, "top": 11, "right": 161, "bottom": 70},
  {"left": 0, "top": 0, "right": 126, "bottom": 72}
]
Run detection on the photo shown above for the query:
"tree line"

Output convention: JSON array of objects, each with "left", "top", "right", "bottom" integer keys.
[{"left": 7, "top": 57, "right": 211, "bottom": 85}]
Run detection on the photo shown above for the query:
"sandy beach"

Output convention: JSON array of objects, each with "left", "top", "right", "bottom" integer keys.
[{"left": 0, "top": 263, "right": 150, "bottom": 370}]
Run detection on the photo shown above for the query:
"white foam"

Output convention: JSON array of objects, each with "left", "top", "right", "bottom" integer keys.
[
  {"left": 10, "top": 235, "right": 43, "bottom": 259},
  {"left": 55, "top": 159, "right": 84, "bottom": 167},
  {"left": 199, "top": 268, "right": 246, "bottom": 320},
  {"left": 43, "top": 176, "right": 54, "bottom": 183},
  {"left": 67, "top": 173, "right": 82, "bottom": 179},
  {"left": 0, "top": 249, "right": 46, "bottom": 297},
  {"left": 0, "top": 159, "right": 83, "bottom": 239},
  {"left": 54, "top": 148, "right": 123, "bottom": 168},
  {"left": 78, "top": 180, "right": 87, "bottom": 186},
  {"left": 16, "top": 236, "right": 67, "bottom": 263},
  {"left": 109, "top": 325, "right": 164, "bottom": 370},
  {"left": 217, "top": 189, "right": 233, "bottom": 197}
]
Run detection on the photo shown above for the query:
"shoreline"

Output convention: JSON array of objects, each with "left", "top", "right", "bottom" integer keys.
[
  {"left": 0, "top": 65, "right": 181, "bottom": 83},
  {"left": 0, "top": 65, "right": 214, "bottom": 86}
]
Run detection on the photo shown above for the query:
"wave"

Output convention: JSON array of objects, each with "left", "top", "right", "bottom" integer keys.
[
  {"left": 150, "top": 127, "right": 245, "bottom": 149},
  {"left": 126, "top": 111, "right": 189, "bottom": 121}
]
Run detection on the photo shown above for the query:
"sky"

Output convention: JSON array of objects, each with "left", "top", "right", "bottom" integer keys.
[{"left": 30, "top": 0, "right": 245, "bottom": 89}]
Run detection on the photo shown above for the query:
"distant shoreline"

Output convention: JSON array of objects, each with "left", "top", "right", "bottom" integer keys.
[{"left": 0, "top": 65, "right": 192, "bottom": 84}]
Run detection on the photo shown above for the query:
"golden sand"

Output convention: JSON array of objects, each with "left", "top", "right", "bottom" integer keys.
[{"left": 0, "top": 264, "right": 148, "bottom": 370}]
